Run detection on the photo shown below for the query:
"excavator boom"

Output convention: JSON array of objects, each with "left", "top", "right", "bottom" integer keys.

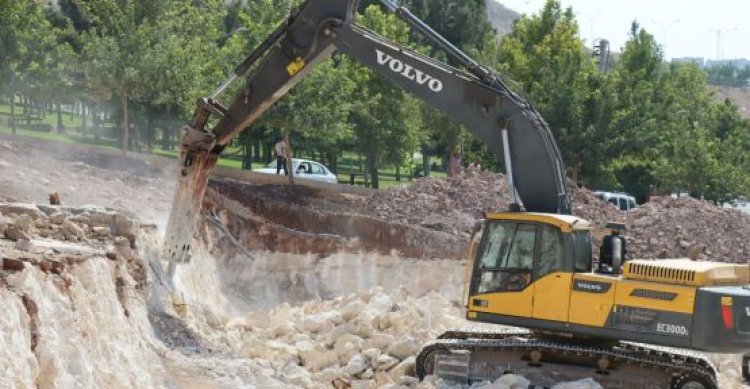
[{"left": 163, "top": 0, "right": 570, "bottom": 271}]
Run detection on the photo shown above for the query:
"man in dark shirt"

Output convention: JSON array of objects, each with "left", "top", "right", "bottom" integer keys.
[{"left": 599, "top": 222, "right": 627, "bottom": 274}]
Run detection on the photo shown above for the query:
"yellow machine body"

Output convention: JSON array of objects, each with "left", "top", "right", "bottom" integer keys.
[{"left": 464, "top": 212, "right": 750, "bottom": 352}]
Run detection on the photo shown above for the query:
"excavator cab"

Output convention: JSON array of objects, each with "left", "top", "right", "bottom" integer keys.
[{"left": 465, "top": 212, "right": 592, "bottom": 322}]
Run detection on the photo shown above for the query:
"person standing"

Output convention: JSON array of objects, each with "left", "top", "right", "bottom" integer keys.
[{"left": 275, "top": 137, "right": 288, "bottom": 176}]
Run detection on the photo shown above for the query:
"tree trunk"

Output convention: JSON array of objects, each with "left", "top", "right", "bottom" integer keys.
[
  {"left": 327, "top": 152, "right": 337, "bottom": 174},
  {"left": 81, "top": 103, "right": 87, "bottom": 132},
  {"left": 571, "top": 155, "right": 581, "bottom": 184},
  {"left": 162, "top": 105, "right": 171, "bottom": 150},
  {"left": 10, "top": 92, "right": 17, "bottom": 135},
  {"left": 93, "top": 103, "right": 101, "bottom": 140},
  {"left": 253, "top": 136, "right": 261, "bottom": 163},
  {"left": 367, "top": 153, "right": 379, "bottom": 189},
  {"left": 284, "top": 130, "right": 293, "bottom": 184},
  {"left": 242, "top": 134, "right": 252, "bottom": 170},
  {"left": 396, "top": 164, "right": 401, "bottom": 182},
  {"left": 120, "top": 89, "right": 129, "bottom": 156},
  {"left": 56, "top": 103, "right": 64, "bottom": 133},
  {"left": 421, "top": 144, "right": 430, "bottom": 177}
]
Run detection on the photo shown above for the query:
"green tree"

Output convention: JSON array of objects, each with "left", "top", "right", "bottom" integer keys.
[
  {"left": 406, "top": 0, "right": 497, "bottom": 174},
  {"left": 346, "top": 5, "right": 426, "bottom": 188},
  {"left": 498, "top": 0, "right": 602, "bottom": 183},
  {"left": 0, "top": 0, "right": 63, "bottom": 134},
  {"left": 79, "top": 0, "right": 225, "bottom": 154}
]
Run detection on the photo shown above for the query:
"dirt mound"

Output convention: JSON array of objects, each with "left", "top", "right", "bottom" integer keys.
[
  {"left": 364, "top": 171, "right": 509, "bottom": 239},
  {"left": 359, "top": 171, "right": 750, "bottom": 263},
  {"left": 626, "top": 196, "right": 750, "bottom": 263}
]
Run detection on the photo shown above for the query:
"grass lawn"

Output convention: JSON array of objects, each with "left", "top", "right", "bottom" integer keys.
[
  {"left": 0, "top": 102, "right": 81, "bottom": 128},
  {"left": 0, "top": 102, "right": 448, "bottom": 189}
]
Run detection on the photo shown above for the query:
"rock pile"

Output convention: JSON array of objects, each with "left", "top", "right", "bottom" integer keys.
[
  {"left": 365, "top": 171, "right": 509, "bottom": 239},
  {"left": 625, "top": 196, "right": 750, "bottom": 263},
  {"left": 362, "top": 172, "right": 750, "bottom": 263},
  {"left": 0, "top": 203, "right": 142, "bottom": 274},
  {"left": 232, "top": 287, "right": 463, "bottom": 388},
  {"left": 229, "top": 286, "right": 604, "bottom": 389}
]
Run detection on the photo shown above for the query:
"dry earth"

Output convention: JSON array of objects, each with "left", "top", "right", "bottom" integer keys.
[{"left": 0, "top": 136, "right": 748, "bottom": 388}]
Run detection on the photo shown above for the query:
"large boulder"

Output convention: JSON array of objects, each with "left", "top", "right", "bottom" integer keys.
[
  {"left": 344, "top": 353, "right": 368, "bottom": 376},
  {"left": 61, "top": 220, "right": 85, "bottom": 241},
  {"left": 386, "top": 338, "right": 420, "bottom": 360},
  {"left": 374, "top": 354, "right": 398, "bottom": 372},
  {"left": 551, "top": 378, "right": 603, "bottom": 389},
  {"left": 388, "top": 356, "right": 416, "bottom": 381},
  {"left": 0, "top": 204, "right": 47, "bottom": 220},
  {"left": 87, "top": 210, "right": 139, "bottom": 244}
]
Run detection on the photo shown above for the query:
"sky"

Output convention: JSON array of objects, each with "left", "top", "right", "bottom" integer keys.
[{"left": 497, "top": 0, "right": 750, "bottom": 61}]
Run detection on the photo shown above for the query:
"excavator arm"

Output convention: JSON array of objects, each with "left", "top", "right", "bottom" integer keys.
[{"left": 163, "top": 0, "right": 570, "bottom": 274}]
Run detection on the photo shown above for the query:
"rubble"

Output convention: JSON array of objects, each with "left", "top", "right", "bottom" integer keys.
[
  {"left": 364, "top": 170, "right": 508, "bottom": 239},
  {"left": 361, "top": 171, "right": 750, "bottom": 263},
  {"left": 229, "top": 286, "right": 466, "bottom": 386},
  {"left": 625, "top": 196, "right": 750, "bottom": 263}
]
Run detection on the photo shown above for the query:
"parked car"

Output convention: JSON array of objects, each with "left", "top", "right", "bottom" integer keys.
[
  {"left": 594, "top": 191, "right": 637, "bottom": 211},
  {"left": 254, "top": 158, "right": 338, "bottom": 184}
]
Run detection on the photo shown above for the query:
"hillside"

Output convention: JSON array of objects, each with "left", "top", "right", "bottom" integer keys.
[
  {"left": 485, "top": 0, "right": 520, "bottom": 36},
  {"left": 715, "top": 86, "right": 750, "bottom": 119}
]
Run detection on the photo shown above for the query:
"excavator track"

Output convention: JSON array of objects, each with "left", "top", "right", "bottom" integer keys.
[{"left": 417, "top": 327, "right": 717, "bottom": 389}]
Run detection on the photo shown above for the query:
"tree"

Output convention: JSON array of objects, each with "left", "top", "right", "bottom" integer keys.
[
  {"left": 405, "top": 0, "right": 497, "bottom": 174},
  {"left": 346, "top": 5, "right": 426, "bottom": 188},
  {"left": 79, "top": 1, "right": 226, "bottom": 154},
  {"left": 0, "top": 1, "right": 62, "bottom": 134},
  {"left": 497, "top": 0, "right": 602, "bottom": 183}
]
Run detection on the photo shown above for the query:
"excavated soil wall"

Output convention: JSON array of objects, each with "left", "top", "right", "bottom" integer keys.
[{"left": 205, "top": 180, "right": 466, "bottom": 260}]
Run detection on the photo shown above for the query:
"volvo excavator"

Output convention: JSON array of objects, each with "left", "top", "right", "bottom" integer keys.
[{"left": 161, "top": 1, "right": 750, "bottom": 387}]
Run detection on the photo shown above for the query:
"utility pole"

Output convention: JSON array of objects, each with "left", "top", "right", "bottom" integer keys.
[
  {"left": 710, "top": 28, "right": 722, "bottom": 60},
  {"left": 650, "top": 18, "right": 680, "bottom": 58},
  {"left": 710, "top": 27, "right": 739, "bottom": 60},
  {"left": 592, "top": 39, "right": 610, "bottom": 73}
]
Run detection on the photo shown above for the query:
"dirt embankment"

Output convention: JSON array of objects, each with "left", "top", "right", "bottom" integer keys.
[{"left": 210, "top": 169, "right": 750, "bottom": 263}]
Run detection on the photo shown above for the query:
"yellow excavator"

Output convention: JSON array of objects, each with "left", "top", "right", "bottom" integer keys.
[
  {"left": 419, "top": 212, "right": 750, "bottom": 388},
  {"left": 160, "top": 1, "right": 750, "bottom": 387}
]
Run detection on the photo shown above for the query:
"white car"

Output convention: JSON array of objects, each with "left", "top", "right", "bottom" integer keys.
[
  {"left": 254, "top": 158, "right": 338, "bottom": 184},
  {"left": 594, "top": 191, "right": 637, "bottom": 211}
]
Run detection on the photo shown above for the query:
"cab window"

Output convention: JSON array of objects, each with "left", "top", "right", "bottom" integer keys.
[
  {"left": 475, "top": 222, "right": 535, "bottom": 293},
  {"left": 536, "top": 225, "right": 564, "bottom": 278},
  {"left": 573, "top": 231, "right": 593, "bottom": 272}
]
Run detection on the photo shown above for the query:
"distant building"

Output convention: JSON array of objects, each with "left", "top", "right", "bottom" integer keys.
[
  {"left": 671, "top": 57, "right": 705, "bottom": 66},
  {"left": 670, "top": 57, "right": 749, "bottom": 69},
  {"left": 705, "top": 58, "right": 750, "bottom": 68}
]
